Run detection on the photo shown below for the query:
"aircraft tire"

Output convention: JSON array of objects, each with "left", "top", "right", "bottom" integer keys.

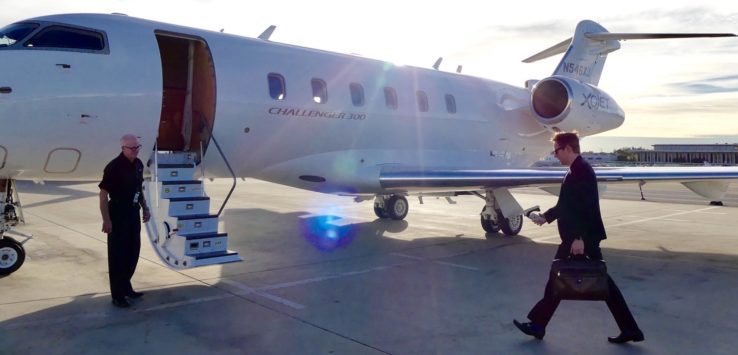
[
  {"left": 480, "top": 216, "right": 500, "bottom": 234},
  {"left": 0, "top": 237, "right": 25, "bottom": 276},
  {"left": 386, "top": 195, "right": 408, "bottom": 220},
  {"left": 374, "top": 205, "right": 389, "bottom": 218},
  {"left": 499, "top": 212, "right": 523, "bottom": 236}
]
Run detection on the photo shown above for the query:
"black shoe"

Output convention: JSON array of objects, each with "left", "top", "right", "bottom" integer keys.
[
  {"left": 127, "top": 291, "right": 144, "bottom": 299},
  {"left": 608, "top": 330, "right": 644, "bottom": 344},
  {"left": 513, "top": 319, "right": 545, "bottom": 339},
  {"left": 111, "top": 298, "right": 131, "bottom": 308}
]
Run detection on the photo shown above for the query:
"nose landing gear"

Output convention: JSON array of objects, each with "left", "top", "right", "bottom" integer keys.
[{"left": 1, "top": 179, "right": 30, "bottom": 276}]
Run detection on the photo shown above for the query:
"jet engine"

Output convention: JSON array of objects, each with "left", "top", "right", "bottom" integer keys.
[{"left": 530, "top": 76, "right": 624, "bottom": 136}]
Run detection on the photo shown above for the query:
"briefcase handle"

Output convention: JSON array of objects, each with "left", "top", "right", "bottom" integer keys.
[{"left": 554, "top": 254, "right": 605, "bottom": 263}]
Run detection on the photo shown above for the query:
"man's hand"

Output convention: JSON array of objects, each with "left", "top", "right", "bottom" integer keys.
[
  {"left": 142, "top": 209, "right": 151, "bottom": 223},
  {"left": 529, "top": 213, "right": 546, "bottom": 226},
  {"left": 102, "top": 219, "right": 112, "bottom": 234},
  {"left": 570, "top": 239, "right": 585, "bottom": 255}
]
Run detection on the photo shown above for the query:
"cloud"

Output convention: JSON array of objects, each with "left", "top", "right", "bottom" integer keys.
[
  {"left": 676, "top": 84, "right": 738, "bottom": 94},
  {"left": 668, "top": 74, "right": 738, "bottom": 94}
]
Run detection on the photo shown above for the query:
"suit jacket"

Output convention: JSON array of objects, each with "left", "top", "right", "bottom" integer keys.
[{"left": 543, "top": 155, "right": 606, "bottom": 247}]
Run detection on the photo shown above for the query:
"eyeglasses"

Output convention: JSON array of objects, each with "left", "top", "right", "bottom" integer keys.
[
  {"left": 123, "top": 145, "right": 142, "bottom": 151},
  {"left": 552, "top": 146, "right": 565, "bottom": 155}
]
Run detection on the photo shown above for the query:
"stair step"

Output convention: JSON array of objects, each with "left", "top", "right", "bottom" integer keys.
[
  {"left": 161, "top": 180, "right": 204, "bottom": 199},
  {"left": 162, "top": 180, "right": 201, "bottom": 185},
  {"left": 194, "top": 250, "right": 239, "bottom": 260},
  {"left": 183, "top": 232, "right": 227, "bottom": 240},
  {"left": 155, "top": 152, "right": 198, "bottom": 165},
  {"left": 184, "top": 233, "right": 229, "bottom": 255},
  {"left": 176, "top": 214, "right": 219, "bottom": 235},
  {"left": 158, "top": 164, "right": 196, "bottom": 181},
  {"left": 158, "top": 163, "right": 195, "bottom": 168},
  {"left": 191, "top": 251, "right": 241, "bottom": 267},
  {"left": 168, "top": 196, "right": 210, "bottom": 217}
]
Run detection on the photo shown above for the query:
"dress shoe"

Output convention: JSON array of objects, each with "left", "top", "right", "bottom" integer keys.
[
  {"left": 127, "top": 291, "right": 144, "bottom": 299},
  {"left": 513, "top": 319, "right": 545, "bottom": 339},
  {"left": 608, "top": 330, "right": 644, "bottom": 343},
  {"left": 111, "top": 298, "right": 131, "bottom": 308}
]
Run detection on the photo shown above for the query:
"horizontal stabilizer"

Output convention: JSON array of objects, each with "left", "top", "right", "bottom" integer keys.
[
  {"left": 523, "top": 30, "right": 736, "bottom": 63},
  {"left": 586, "top": 32, "right": 736, "bottom": 41},
  {"left": 522, "top": 37, "right": 572, "bottom": 63}
]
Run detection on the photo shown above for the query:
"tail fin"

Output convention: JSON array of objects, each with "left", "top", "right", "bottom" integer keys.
[{"left": 523, "top": 20, "right": 736, "bottom": 86}]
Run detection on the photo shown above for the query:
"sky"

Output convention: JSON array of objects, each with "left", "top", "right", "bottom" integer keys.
[{"left": 2, "top": 0, "right": 737, "bottom": 147}]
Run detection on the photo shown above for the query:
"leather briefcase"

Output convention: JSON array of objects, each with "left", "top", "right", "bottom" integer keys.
[{"left": 551, "top": 257, "right": 609, "bottom": 301}]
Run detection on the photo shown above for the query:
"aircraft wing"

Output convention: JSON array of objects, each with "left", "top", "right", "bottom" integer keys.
[{"left": 379, "top": 166, "right": 738, "bottom": 199}]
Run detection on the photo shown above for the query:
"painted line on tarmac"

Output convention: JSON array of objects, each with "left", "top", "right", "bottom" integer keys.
[
  {"left": 391, "top": 252, "right": 481, "bottom": 271},
  {"left": 531, "top": 206, "right": 720, "bottom": 242},
  {"left": 258, "top": 261, "right": 415, "bottom": 292},
  {"left": 218, "top": 279, "right": 305, "bottom": 310},
  {"left": 662, "top": 209, "right": 726, "bottom": 215},
  {"left": 0, "top": 294, "right": 234, "bottom": 330},
  {"left": 607, "top": 206, "right": 719, "bottom": 228}
]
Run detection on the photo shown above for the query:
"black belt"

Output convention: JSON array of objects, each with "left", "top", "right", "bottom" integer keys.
[{"left": 109, "top": 200, "right": 139, "bottom": 208}]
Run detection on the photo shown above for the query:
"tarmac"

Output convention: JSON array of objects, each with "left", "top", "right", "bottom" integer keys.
[{"left": 1, "top": 179, "right": 738, "bottom": 354}]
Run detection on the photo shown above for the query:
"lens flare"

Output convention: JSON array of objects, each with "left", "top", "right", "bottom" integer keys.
[{"left": 299, "top": 213, "right": 358, "bottom": 252}]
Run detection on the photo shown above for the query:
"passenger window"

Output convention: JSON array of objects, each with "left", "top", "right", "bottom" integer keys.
[
  {"left": 24, "top": 26, "right": 104, "bottom": 51},
  {"left": 384, "top": 87, "right": 398, "bottom": 110},
  {"left": 0, "top": 22, "right": 39, "bottom": 47},
  {"left": 311, "top": 78, "right": 327, "bottom": 104},
  {"left": 445, "top": 94, "right": 457, "bottom": 114},
  {"left": 349, "top": 82, "right": 365, "bottom": 107},
  {"left": 416, "top": 91, "right": 429, "bottom": 112},
  {"left": 267, "top": 73, "right": 286, "bottom": 100}
]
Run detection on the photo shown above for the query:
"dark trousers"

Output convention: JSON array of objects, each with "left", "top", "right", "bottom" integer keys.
[
  {"left": 527, "top": 242, "right": 639, "bottom": 331},
  {"left": 107, "top": 203, "right": 141, "bottom": 300}
]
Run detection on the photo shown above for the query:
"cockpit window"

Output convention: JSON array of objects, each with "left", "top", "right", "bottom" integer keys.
[
  {"left": 0, "top": 22, "right": 39, "bottom": 47},
  {"left": 24, "top": 25, "right": 105, "bottom": 51}
]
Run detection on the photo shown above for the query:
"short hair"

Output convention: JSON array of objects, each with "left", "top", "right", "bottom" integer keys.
[
  {"left": 551, "top": 131, "right": 580, "bottom": 154},
  {"left": 120, "top": 134, "right": 139, "bottom": 146}
]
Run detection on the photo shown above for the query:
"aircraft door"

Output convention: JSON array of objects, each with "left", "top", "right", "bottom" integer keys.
[{"left": 155, "top": 33, "right": 216, "bottom": 156}]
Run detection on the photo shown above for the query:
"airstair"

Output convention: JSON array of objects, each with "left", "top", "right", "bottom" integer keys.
[{"left": 143, "top": 138, "right": 241, "bottom": 269}]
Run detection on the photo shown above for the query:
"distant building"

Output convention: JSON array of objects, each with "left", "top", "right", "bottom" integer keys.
[
  {"left": 582, "top": 152, "right": 617, "bottom": 164},
  {"left": 633, "top": 144, "right": 738, "bottom": 165},
  {"left": 534, "top": 152, "right": 617, "bottom": 167}
]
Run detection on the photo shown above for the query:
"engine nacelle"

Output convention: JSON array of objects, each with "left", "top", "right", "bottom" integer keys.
[{"left": 530, "top": 76, "right": 624, "bottom": 136}]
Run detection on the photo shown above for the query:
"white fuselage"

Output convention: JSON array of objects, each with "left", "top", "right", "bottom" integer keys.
[{"left": 0, "top": 14, "right": 556, "bottom": 194}]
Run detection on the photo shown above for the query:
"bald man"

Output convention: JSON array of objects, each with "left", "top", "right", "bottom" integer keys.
[{"left": 99, "top": 134, "right": 150, "bottom": 308}]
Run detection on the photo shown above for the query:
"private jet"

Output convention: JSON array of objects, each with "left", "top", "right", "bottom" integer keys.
[{"left": 1, "top": 13, "right": 737, "bottom": 275}]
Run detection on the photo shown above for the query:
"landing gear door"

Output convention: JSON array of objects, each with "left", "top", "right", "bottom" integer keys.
[{"left": 492, "top": 188, "right": 523, "bottom": 218}]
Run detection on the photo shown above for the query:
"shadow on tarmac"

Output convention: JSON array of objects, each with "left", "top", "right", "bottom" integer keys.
[{"left": 2, "top": 206, "right": 738, "bottom": 354}]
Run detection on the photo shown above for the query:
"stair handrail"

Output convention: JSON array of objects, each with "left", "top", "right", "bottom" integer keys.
[
  {"left": 153, "top": 141, "right": 159, "bottom": 208},
  {"left": 196, "top": 112, "right": 236, "bottom": 217}
]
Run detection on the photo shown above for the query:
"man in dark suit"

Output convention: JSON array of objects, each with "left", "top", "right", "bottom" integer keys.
[{"left": 513, "top": 132, "right": 644, "bottom": 344}]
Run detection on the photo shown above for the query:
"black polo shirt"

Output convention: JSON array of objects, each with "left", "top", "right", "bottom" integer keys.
[{"left": 99, "top": 152, "right": 144, "bottom": 208}]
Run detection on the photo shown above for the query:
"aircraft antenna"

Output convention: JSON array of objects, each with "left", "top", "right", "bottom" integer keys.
[
  {"left": 259, "top": 25, "right": 277, "bottom": 41},
  {"left": 433, "top": 57, "right": 443, "bottom": 70}
]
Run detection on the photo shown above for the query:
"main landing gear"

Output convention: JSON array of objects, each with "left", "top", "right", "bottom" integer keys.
[
  {"left": 374, "top": 194, "right": 409, "bottom": 220},
  {"left": 480, "top": 205, "right": 523, "bottom": 236},
  {"left": 477, "top": 190, "right": 534, "bottom": 237},
  {"left": 1, "top": 179, "right": 29, "bottom": 276}
]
